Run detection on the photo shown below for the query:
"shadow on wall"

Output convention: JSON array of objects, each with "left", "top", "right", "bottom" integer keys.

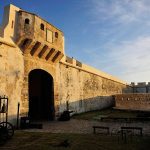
[
  {"left": 5, "top": 96, "right": 114, "bottom": 125},
  {"left": 59, "top": 96, "right": 115, "bottom": 115},
  {"left": 0, "top": 113, "right": 20, "bottom": 128}
]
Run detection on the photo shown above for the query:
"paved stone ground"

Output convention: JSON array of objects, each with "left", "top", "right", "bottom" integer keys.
[{"left": 25, "top": 119, "right": 150, "bottom": 136}]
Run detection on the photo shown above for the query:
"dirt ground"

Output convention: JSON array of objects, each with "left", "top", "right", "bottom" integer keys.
[{"left": 24, "top": 119, "right": 150, "bottom": 135}]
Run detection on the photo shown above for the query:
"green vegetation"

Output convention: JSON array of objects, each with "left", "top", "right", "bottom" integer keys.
[
  {"left": 72, "top": 109, "right": 140, "bottom": 120},
  {"left": 72, "top": 110, "right": 103, "bottom": 120},
  {"left": 1, "top": 131, "right": 150, "bottom": 150}
]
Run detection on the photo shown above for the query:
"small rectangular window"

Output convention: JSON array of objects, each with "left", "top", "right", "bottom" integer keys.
[
  {"left": 55, "top": 32, "right": 58, "bottom": 38},
  {"left": 46, "top": 29, "right": 53, "bottom": 43},
  {"left": 40, "top": 23, "right": 44, "bottom": 30}
]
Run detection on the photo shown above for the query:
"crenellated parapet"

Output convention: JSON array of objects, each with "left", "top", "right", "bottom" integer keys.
[
  {"left": 64, "top": 56, "right": 82, "bottom": 68},
  {"left": 130, "top": 82, "right": 150, "bottom": 93},
  {"left": 60, "top": 56, "right": 127, "bottom": 86}
]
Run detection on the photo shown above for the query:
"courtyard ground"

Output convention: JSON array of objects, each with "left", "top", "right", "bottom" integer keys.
[
  {"left": 1, "top": 131, "right": 150, "bottom": 150},
  {"left": 1, "top": 109, "right": 150, "bottom": 150}
]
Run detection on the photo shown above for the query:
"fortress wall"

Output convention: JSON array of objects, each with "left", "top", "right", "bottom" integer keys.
[
  {"left": 0, "top": 42, "right": 24, "bottom": 124},
  {"left": 0, "top": 4, "right": 130, "bottom": 123},
  {"left": 130, "top": 82, "right": 150, "bottom": 93},
  {"left": 115, "top": 94, "right": 150, "bottom": 111},
  {"left": 57, "top": 56, "right": 127, "bottom": 114}
]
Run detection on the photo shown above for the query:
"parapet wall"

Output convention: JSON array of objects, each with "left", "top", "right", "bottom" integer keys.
[
  {"left": 61, "top": 56, "right": 127, "bottom": 85},
  {"left": 115, "top": 94, "right": 150, "bottom": 111},
  {"left": 130, "top": 82, "right": 150, "bottom": 93},
  {"left": 57, "top": 56, "right": 128, "bottom": 113}
]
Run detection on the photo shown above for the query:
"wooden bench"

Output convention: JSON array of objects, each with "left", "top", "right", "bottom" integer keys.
[
  {"left": 101, "top": 117, "right": 150, "bottom": 122},
  {"left": 121, "top": 127, "right": 143, "bottom": 136},
  {"left": 93, "top": 126, "right": 109, "bottom": 134},
  {"left": 101, "top": 117, "right": 128, "bottom": 122}
]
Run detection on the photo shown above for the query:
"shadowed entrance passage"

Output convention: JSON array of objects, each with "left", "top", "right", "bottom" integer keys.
[{"left": 29, "top": 69, "right": 54, "bottom": 121}]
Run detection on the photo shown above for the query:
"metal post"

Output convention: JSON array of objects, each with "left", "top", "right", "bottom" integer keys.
[
  {"left": 16, "top": 102, "right": 20, "bottom": 129},
  {"left": 6, "top": 96, "right": 8, "bottom": 123}
]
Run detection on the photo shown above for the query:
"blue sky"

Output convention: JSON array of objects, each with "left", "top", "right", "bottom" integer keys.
[{"left": 0, "top": 0, "right": 150, "bottom": 83}]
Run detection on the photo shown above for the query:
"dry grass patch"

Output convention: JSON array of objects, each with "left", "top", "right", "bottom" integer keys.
[{"left": 0, "top": 131, "right": 150, "bottom": 150}]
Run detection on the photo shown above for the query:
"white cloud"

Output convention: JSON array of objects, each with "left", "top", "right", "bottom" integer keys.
[
  {"left": 105, "top": 36, "right": 150, "bottom": 82},
  {"left": 84, "top": 0, "right": 150, "bottom": 83},
  {"left": 90, "top": 0, "right": 150, "bottom": 24},
  {"left": 84, "top": 36, "right": 150, "bottom": 83}
]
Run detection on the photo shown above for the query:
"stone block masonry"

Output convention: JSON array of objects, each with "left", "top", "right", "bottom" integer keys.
[
  {"left": 58, "top": 56, "right": 127, "bottom": 113},
  {"left": 115, "top": 94, "right": 150, "bottom": 111}
]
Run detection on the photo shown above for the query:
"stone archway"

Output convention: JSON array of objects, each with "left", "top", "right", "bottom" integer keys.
[{"left": 28, "top": 69, "right": 54, "bottom": 121}]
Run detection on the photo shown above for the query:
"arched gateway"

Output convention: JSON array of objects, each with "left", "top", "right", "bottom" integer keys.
[{"left": 28, "top": 69, "right": 54, "bottom": 121}]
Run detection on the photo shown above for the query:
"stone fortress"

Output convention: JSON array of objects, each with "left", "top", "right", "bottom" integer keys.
[{"left": 0, "top": 4, "right": 149, "bottom": 125}]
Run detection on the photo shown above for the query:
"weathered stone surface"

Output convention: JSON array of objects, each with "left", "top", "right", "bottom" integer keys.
[
  {"left": 0, "top": 4, "right": 128, "bottom": 125},
  {"left": 115, "top": 94, "right": 150, "bottom": 111},
  {"left": 57, "top": 62, "right": 126, "bottom": 113},
  {"left": 0, "top": 44, "right": 24, "bottom": 124}
]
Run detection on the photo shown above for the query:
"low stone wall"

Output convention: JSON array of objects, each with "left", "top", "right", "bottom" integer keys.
[{"left": 115, "top": 94, "right": 150, "bottom": 111}]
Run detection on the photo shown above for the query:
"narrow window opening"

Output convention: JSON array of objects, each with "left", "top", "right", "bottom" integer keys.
[
  {"left": 55, "top": 32, "right": 58, "bottom": 38},
  {"left": 25, "top": 18, "right": 30, "bottom": 25},
  {"left": 40, "top": 23, "right": 44, "bottom": 30}
]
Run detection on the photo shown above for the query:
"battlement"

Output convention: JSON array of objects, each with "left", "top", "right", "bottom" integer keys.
[
  {"left": 130, "top": 82, "right": 150, "bottom": 87},
  {"left": 64, "top": 56, "right": 82, "bottom": 68},
  {"left": 0, "top": 4, "right": 64, "bottom": 63},
  {"left": 60, "top": 56, "right": 127, "bottom": 85},
  {"left": 129, "top": 82, "right": 150, "bottom": 93},
  {"left": 15, "top": 10, "right": 64, "bottom": 63}
]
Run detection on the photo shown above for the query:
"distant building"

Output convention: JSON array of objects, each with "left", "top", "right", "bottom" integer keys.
[{"left": 130, "top": 82, "right": 150, "bottom": 93}]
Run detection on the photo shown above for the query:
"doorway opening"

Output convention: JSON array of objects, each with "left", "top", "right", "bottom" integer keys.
[{"left": 28, "top": 69, "right": 54, "bottom": 121}]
